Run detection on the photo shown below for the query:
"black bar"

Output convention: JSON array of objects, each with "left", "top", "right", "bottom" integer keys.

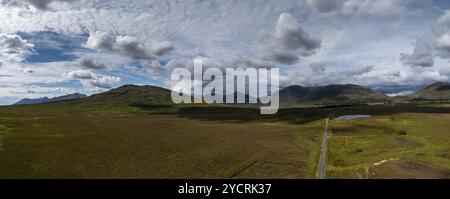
[{"left": 0, "top": 179, "right": 448, "bottom": 198}]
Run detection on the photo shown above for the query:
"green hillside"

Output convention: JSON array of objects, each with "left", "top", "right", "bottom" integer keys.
[
  {"left": 414, "top": 82, "right": 450, "bottom": 99},
  {"left": 279, "top": 84, "right": 388, "bottom": 105}
]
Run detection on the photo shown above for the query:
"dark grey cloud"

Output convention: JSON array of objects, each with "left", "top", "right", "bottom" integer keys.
[
  {"left": 306, "top": 0, "right": 343, "bottom": 13},
  {"left": 309, "top": 62, "right": 327, "bottom": 73},
  {"left": 86, "top": 31, "right": 173, "bottom": 61},
  {"left": 264, "top": 13, "right": 322, "bottom": 65},
  {"left": 114, "top": 36, "right": 156, "bottom": 60},
  {"left": 273, "top": 13, "right": 322, "bottom": 53},
  {"left": 1, "top": 0, "right": 74, "bottom": 10},
  {"left": 0, "top": 33, "right": 31, "bottom": 50},
  {"left": 401, "top": 39, "right": 434, "bottom": 67},
  {"left": 78, "top": 56, "right": 106, "bottom": 70},
  {"left": 351, "top": 65, "right": 374, "bottom": 75},
  {"left": 152, "top": 41, "right": 174, "bottom": 56},
  {"left": 264, "top": 49, "right": 300, "bottom": 65},
  {"left": 23, "top": 0, "right": 69, "bottom": 10}
]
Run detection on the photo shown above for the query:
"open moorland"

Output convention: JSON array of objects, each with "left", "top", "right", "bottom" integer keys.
[
  {"left": 1, "top": 99, "right": 450, "bottom": 178},
  {"left": 328, "top": 112, "right": 450, "bottom": 179},
  {"left": 0, "top": 103, "right": 325, "bottom": 179}
]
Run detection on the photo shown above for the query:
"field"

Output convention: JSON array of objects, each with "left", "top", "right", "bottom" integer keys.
[
  {"left": 0, "top": 108, "right": 323, "bottom": 178},
  {"left": 1, "top": 103, "right": 450, "bottom": 178},
  {"left": 327, "top": 113, "right": 450, "bottom": 179}
]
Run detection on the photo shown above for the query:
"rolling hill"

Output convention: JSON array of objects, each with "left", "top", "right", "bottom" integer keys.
[
  {"left": 413, "top": 82, "right": 450, "bottom": 100},
  {"left": 279, "top": 84, "right": 388, "bottom": 104},
  {"left": 83, "top": 84, "right": 173, "bottom": 105},
  {"left": 87, "top": 84, "right": 388, "bottom": 106},
  {"left": 12, "top": 83, "right": 392, "bottom": 107}
]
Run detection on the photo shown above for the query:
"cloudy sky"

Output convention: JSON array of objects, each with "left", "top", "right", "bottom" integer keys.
[{"left": 1, "top": 0, "right": 450, "bottom": 104}]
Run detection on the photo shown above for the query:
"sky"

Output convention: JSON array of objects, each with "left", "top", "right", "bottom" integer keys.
[{"left": 1, "top": 0, "right": 450, "bottom": 104}]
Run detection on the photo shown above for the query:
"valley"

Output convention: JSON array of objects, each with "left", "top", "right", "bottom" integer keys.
[{"left": 1, "top": 82, "right": 450, "bottom": 178}]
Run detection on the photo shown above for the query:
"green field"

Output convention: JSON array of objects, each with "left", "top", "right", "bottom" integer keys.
[
  {"left": 1, "top": 102, "right": 450, "bottom": 178},
  {"left": 328, "top": 113, "right": 450, "bottom": 179},
  {"left": 0, "top": 106, "right": 323, "bottom": 178}
]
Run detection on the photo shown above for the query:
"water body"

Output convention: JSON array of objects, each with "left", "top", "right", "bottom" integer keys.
[{"left": 337, "top": 115, "right": 371, "bottom": 120}]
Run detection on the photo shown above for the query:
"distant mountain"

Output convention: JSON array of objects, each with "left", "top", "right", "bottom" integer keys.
[
  {"left": 84, "top": 84, "right": 172, "bottom": 105},
  {"left": 14, "top": 93, "right": 86, "bottom": 105},
  {"left": 46, "top": 93, "right": 87, "bottom": 103},
  {"left": 82, "top": 84, "right": 389, "bottom": 106},
  {"left": 414, "top": 82, "right": 450, "bottom": 99},
  {"left": 14, "top": 97, "right": 50, "bottom": 105},
  {"left": 279, "top": 84, "right": 388, "bottom": 104},
  {"left": 13, "top": 83, "right": 391, "bottom": 106}
]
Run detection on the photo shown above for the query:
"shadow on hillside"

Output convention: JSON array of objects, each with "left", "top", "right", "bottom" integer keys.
[{"left": 175, "top": 105, "right": 450, "bottom": 124}]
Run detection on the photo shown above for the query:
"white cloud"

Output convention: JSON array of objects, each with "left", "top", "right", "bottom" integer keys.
[
  {"left": 0, "top": 61, "right": 80, "bottom": 104},
  {"left": 435, "top": 33, "right": 450, "bottom": 50},
  {"left": 0, "top": 61, "right": 76, "bottom": 86},
  {"left": 78, "top": 56, "right": 106, "bottom": 70},
  {"left": 0, "top": 84, "right": 77, "bottom": 100},
  {"left": 83, "top": 75, "right": 121, "bottom": 89},
  {"left": 402, "top": 9, "right": 450, "bottom": 67},
  {"left": 64, "top": 70, "right": 96, "bottom": 79},
  {"left": 386, "top": 90, "right": 414, "bottom": 97},
  {"left": 85, "top": 31, "right": 172, "bottom": 60},
  {"left": 0, "top": 33, "right": 33, "bottom": 62},
  {"left": 64, "top": 69, "right": 121, "bottom": 89},
  {"left": 85, "top": 31, "right": 115, "bottom": 50},
  {"left": 0, "top": 0, "right": 445, "bottom": 103}
]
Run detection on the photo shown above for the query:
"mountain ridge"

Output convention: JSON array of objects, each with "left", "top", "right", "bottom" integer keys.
[
  {"left": 13, "top": 82, "right": 450, "bottom": 106},
  {"left": 413, "top": 82, "right": 450, "bottom": 99},
  {"left": 14, "top": 93, "right": 87, "bottom": 105},
  {"left": 279, "top": 84, "right": 388, "bottom": 104}
]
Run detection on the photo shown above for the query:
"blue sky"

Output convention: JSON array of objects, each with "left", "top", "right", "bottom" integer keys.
[{"left": 1, "top": 0, "right": 450, "bottom": 104}]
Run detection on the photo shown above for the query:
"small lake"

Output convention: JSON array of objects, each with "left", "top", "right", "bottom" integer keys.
[{"left": 337, "top": 115, "right": 371, "bottom": 120}]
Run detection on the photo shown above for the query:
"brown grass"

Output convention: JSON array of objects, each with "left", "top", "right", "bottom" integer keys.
[{"left": 0, "top": 115, "right": 321, "bottom": 179}]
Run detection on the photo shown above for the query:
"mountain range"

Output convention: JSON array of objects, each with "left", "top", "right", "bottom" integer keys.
[
  {"left": 279, "top": 84, "right": 388, "bottom": 104},
  {"left": 12, "top": 82, "right": 450, "bottom": 106},
  {"left": 14, "top": 93, "right": 87, "bottom": 105}
]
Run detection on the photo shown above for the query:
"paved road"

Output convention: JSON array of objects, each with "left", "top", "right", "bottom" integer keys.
[{"left": 317, "top": 118, "right": 329, "bottom": 179}]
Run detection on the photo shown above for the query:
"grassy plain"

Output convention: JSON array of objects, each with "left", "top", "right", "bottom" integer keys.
[
  {"left": 327, "top": 113, "right": 450, "bottom": 179},
  {"left": 1, "top": 102, "right": 450, "bottom": 178},
  {"left": 0, "top": 106, "right": 323, "bottom": 178}
]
